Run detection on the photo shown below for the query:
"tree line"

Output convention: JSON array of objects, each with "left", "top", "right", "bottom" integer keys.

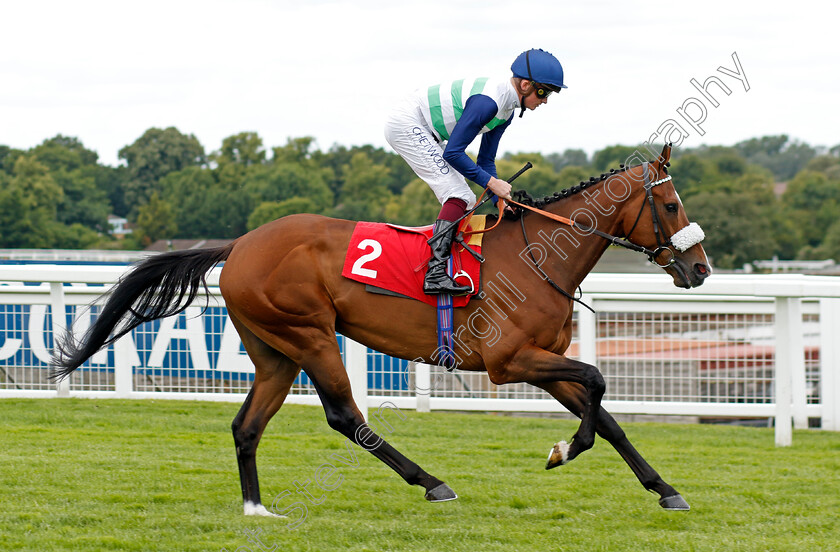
[{"left": 1, "top": 128, "right": 839, "bottom": 269}]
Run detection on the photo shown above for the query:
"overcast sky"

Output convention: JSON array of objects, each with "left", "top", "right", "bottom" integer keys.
[{"left": 1, "top": 0, "right": 837, "bottom": 167}]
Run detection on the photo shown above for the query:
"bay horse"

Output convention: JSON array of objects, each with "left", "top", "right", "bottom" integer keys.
[{"left": 53, "top": 143, "right": 709, "bottom": 515}]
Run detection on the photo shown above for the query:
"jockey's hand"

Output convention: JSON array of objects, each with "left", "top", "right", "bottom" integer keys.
[{"left": 486, "top": 177, "right": 512, "bottom": 200}]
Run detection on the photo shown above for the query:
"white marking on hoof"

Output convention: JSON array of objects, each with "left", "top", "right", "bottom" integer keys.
[
  {"left": 243, "top": 501, "right": 286, "bottom": 517},
  {"left": 556, "top": 441, "right": 570, "bottom": 464},
  {"left": 546, "top": 440, "right": 571, "bottom": 469}
]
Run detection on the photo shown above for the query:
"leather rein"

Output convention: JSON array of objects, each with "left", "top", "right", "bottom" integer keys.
[
  {"left": 465, "top": 162, "right": 679, "bottom": 311},
  {"left": 511, "top": 162, "right": 678, "bottom": 269}
]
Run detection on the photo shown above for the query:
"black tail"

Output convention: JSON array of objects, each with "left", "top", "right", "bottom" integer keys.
[{"left": 51, "top": 244, "right": 235, "bottom": 381}]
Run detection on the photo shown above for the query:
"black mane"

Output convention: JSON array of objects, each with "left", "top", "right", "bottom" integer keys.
[{"left": 511, "top": 163, "right": 649, "bottom": 208}]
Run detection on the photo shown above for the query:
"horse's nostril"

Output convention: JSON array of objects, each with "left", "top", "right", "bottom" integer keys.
[{"left": 695, "top": 264, "right": 709, "bottom": 276}]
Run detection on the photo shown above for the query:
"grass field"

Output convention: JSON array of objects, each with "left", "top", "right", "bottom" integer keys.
[{"left": 1, "top": 398, "right": 838, "bottom": 552}]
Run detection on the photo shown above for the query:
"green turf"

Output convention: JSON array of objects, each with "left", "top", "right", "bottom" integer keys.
[{"left": 1, "top": 399, "right": 838, "bottom": 551}]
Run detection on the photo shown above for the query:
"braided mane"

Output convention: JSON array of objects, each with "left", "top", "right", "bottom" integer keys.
[{"left": 511, "top": 164, "right": 637, "bottom": 208}]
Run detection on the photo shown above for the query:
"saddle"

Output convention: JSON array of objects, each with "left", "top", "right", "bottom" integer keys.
[{"left": 341, "top": 216, "right": 486, "bottom": 308}]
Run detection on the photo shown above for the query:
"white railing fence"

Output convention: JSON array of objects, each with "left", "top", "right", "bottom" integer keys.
[{"left": 1, "top": 265, "right": 839, "bottom": 447}]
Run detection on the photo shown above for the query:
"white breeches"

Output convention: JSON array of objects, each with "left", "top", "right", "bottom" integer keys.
[{"left": 384, "top": 99, "right": 476, "bottom": 208}]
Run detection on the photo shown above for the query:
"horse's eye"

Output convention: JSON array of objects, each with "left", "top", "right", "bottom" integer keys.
[{"left": 665, "top": 203, "right": 678, "bottom": 213}]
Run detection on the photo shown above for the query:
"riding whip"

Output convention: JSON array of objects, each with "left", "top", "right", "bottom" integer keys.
[{"left": 428, "top": 162, "right": 533, "bottom": 246}]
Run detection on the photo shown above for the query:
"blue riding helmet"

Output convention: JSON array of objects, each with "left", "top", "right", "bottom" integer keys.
[{"left": 511, "top": 48, "right": 567, "bottom": 91}]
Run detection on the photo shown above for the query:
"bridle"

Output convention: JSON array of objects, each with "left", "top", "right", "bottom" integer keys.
[
  {"left": 512, "top": 162, "right": 689, "bottom": 268},
  {"left": 509, "top": 161, "right": 705, "bottom": 308},
  {"left": 621, "top": 162, "right": 678, "bottom": 268}
]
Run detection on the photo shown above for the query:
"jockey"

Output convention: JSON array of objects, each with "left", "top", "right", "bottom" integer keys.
[{"left": 384, "top": 48, "right": 567, "bottom": 295}]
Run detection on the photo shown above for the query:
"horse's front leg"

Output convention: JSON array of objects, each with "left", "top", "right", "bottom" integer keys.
[
  {"left": 497, "top": 345, "right": 605, "bottom": 465},
  {"left": 534, "top": 381, "right": 690, "bottom": 510}
]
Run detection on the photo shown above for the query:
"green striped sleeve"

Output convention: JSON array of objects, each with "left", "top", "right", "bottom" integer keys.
[
  {"left": 485, "top": 116, "right": 510, "bottom": 131},
  {"left": 469, "top": 78, "right": 506, "bottom": 130},
  {"left": 469, "top": 77, "right": 488, "bottom": 96},
  {"left": 427, "top": 84, "right": 449, "bottom": 140},
  {"left": 451, "top": 79, "right": 465, "bottom": 123}
]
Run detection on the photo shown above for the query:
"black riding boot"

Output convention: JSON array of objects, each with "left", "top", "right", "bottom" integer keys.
[{"left": 423, "top": 220, "right": 472, "bottom": 296}]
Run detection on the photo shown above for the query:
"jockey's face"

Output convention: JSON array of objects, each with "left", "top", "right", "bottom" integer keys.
[
  {"left": 525, "top": 82, "right": 548, "bottom": 111},
  {"left": 521, "top": 81, "right": 550, "bottom": 111}
]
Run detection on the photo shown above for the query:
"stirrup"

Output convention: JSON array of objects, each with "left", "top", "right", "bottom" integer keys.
[
  {"left": 423, "top": 265, "right": 471, "bottom": 295},
  {"left": 450, "top": 270, "right": 474, "bottom": 295},
  {"left": 423, "top": 279, "right": 471, "bottom": 296}
]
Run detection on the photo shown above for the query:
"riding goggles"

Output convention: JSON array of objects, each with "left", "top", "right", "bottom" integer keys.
[{"left": 532, "top": 82, "right": 562, "bottom": 99}]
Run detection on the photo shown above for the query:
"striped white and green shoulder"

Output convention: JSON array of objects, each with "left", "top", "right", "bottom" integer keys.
[{"left": 418, "top": 77, "right": 518, "bottom": 142}]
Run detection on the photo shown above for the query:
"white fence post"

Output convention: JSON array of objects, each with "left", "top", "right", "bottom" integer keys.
[
  {"left": 49, "top": 283, "right": 69, "bottom": 397},
  {"left": 789, "top": 299, "right": 808, "bottom": 431},
  {"left": 113, "top": 334, "right": 135, "bottom": 398},
  {"left": 819, "top": 298, "right": 840, "bottom": 431},
  {"left": 344, "top": 338, "right": 368, "bottom": 421},
  {"left": 576, "top": 295, "right": 597, "bottom": 366},
  {"left": 415, "top": 362, "right": 431, "bottom": 413},
  {"left": 774, "top": 297, "right": 804, "bottom": 446}
]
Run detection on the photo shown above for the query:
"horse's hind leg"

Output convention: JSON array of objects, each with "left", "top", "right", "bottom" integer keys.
[
  {"left": 300, "top": 340, "right": 456, "bottom": 502},
  {"left": 228, "top": 313, "right": 301, "bottom": 516},
  {"left": 535, "top": 381, "right": 690, "bottom": 510}
]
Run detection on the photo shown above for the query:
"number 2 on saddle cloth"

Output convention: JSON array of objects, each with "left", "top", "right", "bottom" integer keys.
[{"left": 341, "top": 217, "right": 487, "bottom": 369}]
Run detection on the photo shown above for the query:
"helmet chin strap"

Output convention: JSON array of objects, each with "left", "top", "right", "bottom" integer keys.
[{"left": 519, "top": 50, "right": 534, "bottom": 118}]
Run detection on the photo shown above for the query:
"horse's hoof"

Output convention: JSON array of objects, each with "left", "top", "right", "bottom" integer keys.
[
  {"left": 425, "top": 483, "right": 458, "bottom": 502},
  {"left": 659, "top": 494, "right": 690, "bottom": 511},
  {"left": 545, "top": 441, "right": 570, "bottom": 470},
  {"left": 243, "top": 501, "right": 287, "bottom": 517}
]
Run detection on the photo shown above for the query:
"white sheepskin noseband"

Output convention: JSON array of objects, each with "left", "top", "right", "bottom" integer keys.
[{"left": 670, "top": 222, "right": 705, "bottom": 252}]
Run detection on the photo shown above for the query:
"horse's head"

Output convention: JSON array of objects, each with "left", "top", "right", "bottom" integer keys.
[{"left": 619, "top": 144, "right": 711, "bottom": 288}]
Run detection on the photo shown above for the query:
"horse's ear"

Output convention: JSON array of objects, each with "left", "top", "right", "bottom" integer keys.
[{"left": 660, "top": 143, "right": 672, "bottom": 165}]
